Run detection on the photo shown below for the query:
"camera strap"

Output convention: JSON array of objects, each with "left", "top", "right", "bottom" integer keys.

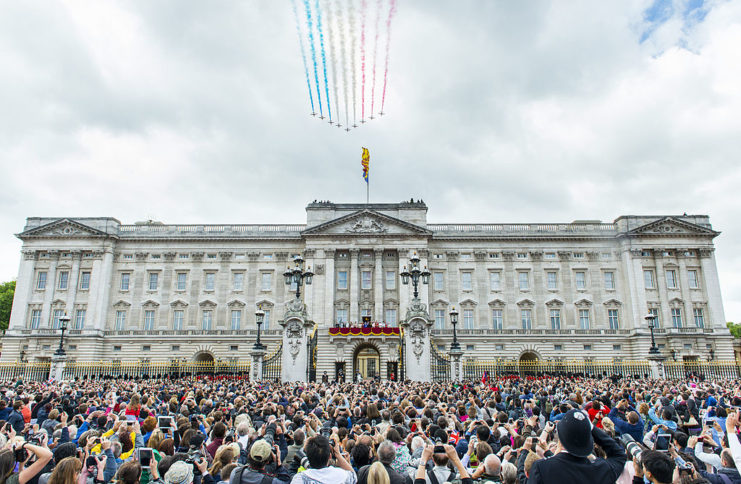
[{"left": 718, "top": 474, "right": 732, "bottom": 484}]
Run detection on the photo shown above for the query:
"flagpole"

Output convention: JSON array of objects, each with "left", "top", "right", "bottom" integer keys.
[{"left": 366, "top": 178, "right": 369, "bottom": 205}]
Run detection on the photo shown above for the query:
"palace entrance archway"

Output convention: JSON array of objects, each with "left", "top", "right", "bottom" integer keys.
[
  {"left": 353, "top": 344, "right": 381, "bottom": 381},
  {"left": 519, "top": 351, "right": 539, "bottom": 376}
]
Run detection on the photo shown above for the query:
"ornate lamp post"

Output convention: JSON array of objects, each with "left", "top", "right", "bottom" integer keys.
[
  {"left": 55, "top": 313, "right": 70, "bottom": 356},
  {"left": 645, "top": 313, "right": 659, "bottom": 355},
  {"left": 283, "top": 255, "right": 314, "bottom": 300},
  {"left": 400, "top": 252, "right": 430, "bottom": 299},
  {"left": 254, "top": 306, "right": 266, "bottom": 350},
  {"left": 449, "top": 306, "right": 461, "bottom": 351}
]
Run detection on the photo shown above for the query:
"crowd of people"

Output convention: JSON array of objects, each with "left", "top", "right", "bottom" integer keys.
[{"left": 1, "top": 374, "right": 741, "bottom": 484}]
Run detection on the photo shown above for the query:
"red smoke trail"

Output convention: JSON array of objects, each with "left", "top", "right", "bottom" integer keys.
[
  {"left": 370, "top": 0, "right": 381, "bottom": 118},
  {"left": 360, "top": 0, "right": 367, "bottom": 122},
  {"left": 380, "top": 0, "right": 396, "bottom": 114}
]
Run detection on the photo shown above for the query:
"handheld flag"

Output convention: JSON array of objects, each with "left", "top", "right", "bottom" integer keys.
[{"left": 361, "top": 147, "right": 370, "bottom": 183}]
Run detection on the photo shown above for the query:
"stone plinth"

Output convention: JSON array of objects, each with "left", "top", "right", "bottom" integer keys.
[{"left": 400, "top": 298, "right": 433, "bottom": 381}]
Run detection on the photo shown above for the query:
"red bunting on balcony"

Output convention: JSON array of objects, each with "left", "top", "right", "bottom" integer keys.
[{"left": 329, "top": 327, "right": 400, "bottom": 336}]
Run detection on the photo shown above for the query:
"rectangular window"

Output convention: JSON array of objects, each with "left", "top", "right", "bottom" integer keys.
[
  {"left": 518, "top": 272, "right": 529, "bottom": 290},
  {"left": 385, "top": 271, "right": 396, "bottom": 290},
  {"left": 173, "top": 310, "right": 184, "bottom": 330},
  {"left": 361, "top": 271, "right": 372, "bottom": 290},
  {"left": 202, "top": 310, "right": 213, "bottom": 330},
  {"left": 463, "top": 309, "right": 474, "bottom": 329},
  {"left": 495, "top": 344, "right": 504, "bottom": 351},
  {"left": 583, "top": 344, "right": 592, "bottom": 351},
  {"left": 261, "top": 272, "right": 272, "bottom": 291},
  {"left": 644, "top": 270, "right": 655, "bottom": 289},
  {"left": 649, "top": 308, "right": 660, "bottom": 328},
  {"left": 521, "top": 309, "right": 532, "bottom": 330},
  {"left": 361, "top": 309, "right": 372, "bottom": 320},
  {"left": 51, "top": 309, "right": 64, "bottom": 329},
  {"left": 385, "top": 309, "right": 397, "bottom": 325},
  {"left": 671, "top": 308, "right": 683, "bottom": 328},
  {"left": 579, "top": 309, "right": 590, "bottom": 329},
  {"left": 433, "top": 272, "right": 444, "bottom": 291},
  {"left": 550, "top": 309, "right": 561, "bottom": 330},
  {"left": 492, "top": 309, "right": 503, "bottom": 330},
  {"left": 115, "top": 310, "right": 126, "bottom": 330},
  {"left": 205, "top": 272, "right": 216, "bottom": 291},
  {"left": 58, "top": 271, "right": 69, "bottom": 290},
  {"left": 148, "top": 272, "right": 158, "bottom": 291},
  {"left": 613, "top": 344, "right": 622, "bottom": 351},
  {"left": 554, "top": 344, "right": 562, "bottom": 351},
  {"left": 263, "top": 309, "right": 270, "bottom": 330},
  {"left": 489, "top": 272, "right": 501, "bottom": 291},
  {"left": 693, "top": 308, "right": 705, "bottom": 328},
  {"left": 36, "top": 272, "right": 47, "bottom": 290},
  {"left": 604, "top": 272, "right": 615, "bottom": 290},
  {"left": 575, "top": 271, "right": 586, "bottom": 290},
  {"left": 573, "top": 252, "right": 584, "bottom": 259},
  {"left": 79, "top": 272, "right": 91, "bottom": 290},
  {"left": 30, "top": 309, "right": 42, "bottom": 329},
  {"left": 144, "top": 310, "right": 155, "bottom": 330},
  {"left": 336, "top": 309, "right": 348, "bottom": 324},
  {"left": 337, "top": 271, "right": 348, "bottom": 290},
  {"left": 544, "top": 253, "right": 556, "bottom": 260},
  {"left": 666, "top": 270, "right": 677, "bottom": 289},
  {"left": 233, "top": 272, "right": 244, "bottom": 291},
  {"left": 517, "top": 253, "right": 527, "bottom": 259},
  {"left": 461, "top": 272, "right": 472, "bottom": 291},
  {"left": 176, "top": 273, "right": 187, "bottom": 291},
  {"left": 231, "top": 310, "right": 241, "bottom": 330},
  {"left": 434, "top": 309, "right": 445, "bottom": 330},
  {"left": 120, "top": 273, "right": 130, "bottom": 291},
  {"left": 74, "top": 309, "right": 85, "bottom": 330},
  {"left": 608, "top": 309, "right": 619, "bottom": 329},
  {"left": 688, "top": 270, "right": 699, "bottom": 289},
  {"left": 546, "top": 271, "right": 557, "bottom": 290}
]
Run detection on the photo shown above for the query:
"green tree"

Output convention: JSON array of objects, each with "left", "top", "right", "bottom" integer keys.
[
  {"left": 726, "top": 322, "right": 741, "bottom": 338},
  {"left": 0, "top": 280, "right": 15, "bottom": 331}
]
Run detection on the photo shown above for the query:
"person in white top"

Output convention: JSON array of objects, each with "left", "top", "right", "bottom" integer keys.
[{"left": 290, "top": 435, "right": 356, "bottom": 484}]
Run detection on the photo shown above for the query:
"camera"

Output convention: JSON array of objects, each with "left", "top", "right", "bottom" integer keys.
[
  {"left": 264, "top": 423, "right": 277, "bottom": 446},
  {"left": 619, "top": 434, "right": 643, "bottom": 461},
  {"left": 434, "top": 437, "right": 445, "bottom": 454},
  {"left": 86, "top": 456, "right": 98, "bottom": 468},
  {"left": 13, "top": 446, "right": 28, "bottom": 463},
  {"left": 185, "top": 450, "right": 205, "bottom": 476},
  {"left": 371, "top": 419, "right": 377, "bottom": 427}
]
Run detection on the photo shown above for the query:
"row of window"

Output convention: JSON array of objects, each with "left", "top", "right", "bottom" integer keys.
[
  {"left": 446, "top": 270, "right": 615, "bottom": 292},
  {"left": 335, "top": 308, "right": 398, "bottom": 324},
  {"left": 643, "top": 269, "right": 701, "bottom": 290},
  {"left": 120, "top": 271, "right": 263, "bottom": 292},
  {"left": 336, "top": 270, "right": 397, "bottom": 290},
  {"left": 113, "top": 308, "right": 271, "bottom": 331},
  {"left": 35, "top": 271, "right": 91, "bottom": 291},
  {"left": 30, "top": 309, "right": 87, "bottom": 330}
]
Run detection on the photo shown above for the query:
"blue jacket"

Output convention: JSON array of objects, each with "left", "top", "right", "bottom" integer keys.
[
  {"left": 648, "top": 408, "right": 678, "bottom": 431},
  {"left": 608, "top": 406, "right": 644, "bottom": 442}
]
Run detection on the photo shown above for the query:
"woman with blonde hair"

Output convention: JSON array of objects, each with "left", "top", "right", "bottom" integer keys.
[
  {"left": 48, "top": 456, "right": 81, "bottom": 484},
  {"left": 208, "top": 447, "right": 235, "bottom": 478},
  {"left": 367, "top": 462, "right": 389, "bottom": 484}
]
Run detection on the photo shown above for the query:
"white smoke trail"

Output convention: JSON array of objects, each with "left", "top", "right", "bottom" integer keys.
[
  {"left": 370, "top": 0, "right": 381, "bottom": 118},
  {"left": 336, "top": 0, "right": 350, "bottom": 129},
  {"left": 323, "top": 0, "right": 340, "bottom": 125},
  {"left": 348, "top": 0, "right": 358, "bottom": 126}
]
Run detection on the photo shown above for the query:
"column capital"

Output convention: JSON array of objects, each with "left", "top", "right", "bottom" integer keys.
[
  {"left": 699, "top": 248, "right": 714, "bottom": 258},
  {"left": 373, "top": 247, "right": 384, "bottom": 256},
  {"left": 22, "top": 250, "right": 36, "bottom": 261},
  {"left": 349, "top": 248, "right": 360, "bottom": 257},
  {"left": 324, "top": 248, "right": 336, "bottom": 258}
]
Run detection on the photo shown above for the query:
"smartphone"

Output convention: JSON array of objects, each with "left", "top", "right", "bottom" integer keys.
[
  {"left": 655, "top": 434, "right": 672, "bottom": 452},
  {"left": 126, "top": 415, "right": 137, "bottom": 422},
  {"left": 137, "top": 448, "right": 153, "bottom": 468},
  {"left": 158, "top": 416, "right": 173, "bottom": 431}
]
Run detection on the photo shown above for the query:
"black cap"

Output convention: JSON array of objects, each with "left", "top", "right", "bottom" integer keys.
[{"left": 556, "top": 409, "right": 593, "bottom": 458}]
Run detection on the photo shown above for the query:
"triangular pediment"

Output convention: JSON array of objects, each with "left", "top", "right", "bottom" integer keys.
[
  {"left": 302, "top": 209, "right": 432, "bottom": 237},
  {"left": 626, "top": 217, "right": 719, "bottom": 238},
  {"left": 17, "top": 218, "right": 114, "bottom": 240}
]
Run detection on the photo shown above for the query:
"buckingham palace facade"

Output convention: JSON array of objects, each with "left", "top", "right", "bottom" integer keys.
[{"left": 3, "top": 200, "right": 733, "bottom": 376}]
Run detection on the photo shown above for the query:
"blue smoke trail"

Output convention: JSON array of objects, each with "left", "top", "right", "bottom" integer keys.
[
  {"left": 303, "top": 0, "right": 323, "bottom": 118},
  {"left": 314, "top": 0, "right": 332, "bottom": 122},
  {"left": 291, "top": 0, "right": 315, "bottom": 114}
]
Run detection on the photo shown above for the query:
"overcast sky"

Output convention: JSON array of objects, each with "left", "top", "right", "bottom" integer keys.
[{"left": 1, "top": 0, "right": 740, "bottom": 320}]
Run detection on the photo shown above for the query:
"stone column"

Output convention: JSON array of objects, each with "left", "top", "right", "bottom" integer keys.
[
  {"left": 8, "top": 250, "right": 36, "bottom": 330},
  {"left": 699, "top": 248, "right": 726, "bottom": 328},
  {"left": 350, "top": 249, "right": 360, "bottom": 322},
  {"left": 623, "top": 248, "right": 648, "bottom": 330},
  {"left": 450, "top": 347, "right": 464, "bottom": 381},
  {"left": 250, "top": 346, "right": 266, "bottom": 381},
  {"left": 303, "top": 249, "right": 316, "bottom": 319},
  {"left": 49, "top": 353, "right": 67, "bottom": 381},
  {"left": 41, "top": 251, "right": 60, "bottom": 328},
  {"left": 374, "top": 248, "right": 384, "bottom": 322},
  {"left": 323, "top": 249, "right": 336, "bottom": 328},
  {"left": 677, "top": 255, "right": 694, "bottom": 328},
  {"left": 400, "top": 302, "right": 433, "bottom": 381},
  {"left": 279, "top": 299, "right": 314, "bottom": 382},
  {"left": 647, "top": 353, "right": 667, "bottom": 379},
  {"left": 90, "top": 249, "right": 115, "bottom": 331},
  {"left": 66, "top": 251, "right": 82, "bottom": 323},
  {"left": 398, "top": 249, "right": 410, "bottom": 319}
]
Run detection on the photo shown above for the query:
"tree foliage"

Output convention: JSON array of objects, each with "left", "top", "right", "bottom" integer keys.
[
  {"left": 727, "top": 322, "right": 741, "bottom": 338},
  {"left": 0, "top": 280, "right": 15, "bottom": 331}
]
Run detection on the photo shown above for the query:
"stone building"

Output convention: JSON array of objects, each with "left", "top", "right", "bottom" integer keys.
[{"left": 3, "top": 200, "right": 732, "bottom": 380}]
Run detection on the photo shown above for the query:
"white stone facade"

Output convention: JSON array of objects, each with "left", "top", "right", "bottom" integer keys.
[{"left": 4, "top": 201, "right": 733, "bottom": 378}]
